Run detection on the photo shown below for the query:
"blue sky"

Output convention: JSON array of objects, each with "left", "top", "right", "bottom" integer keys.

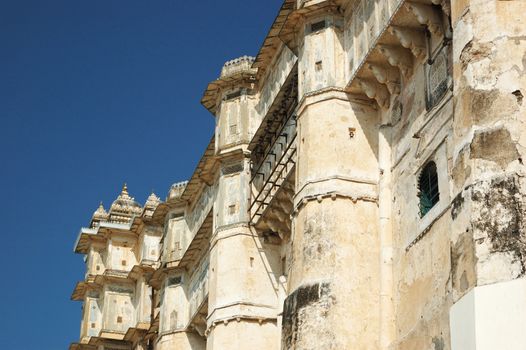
[{"left": 0, "top": 1, "right": 281, "bottom": 348}]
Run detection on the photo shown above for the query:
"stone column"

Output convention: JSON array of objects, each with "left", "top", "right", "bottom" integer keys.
[
  {"left": 283, "top": 8, "right": 381, "bottom": 350},
  {"left": 204, "top": 57, "right": 281, "bottom": 350},
  {"left": 449, "top": 1, "right": 526, "bottom": 349}
]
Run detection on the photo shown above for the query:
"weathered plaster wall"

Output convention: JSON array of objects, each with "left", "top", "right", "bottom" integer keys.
[
  {"left": 285, "top": 6, "right": 384, "bottom": 347},
  {"left": 162, "top": 212, "right": 187, "bottom": 262},
  {"left": 87, "top": 243, "right": 106, "bottom": 277},
  {"left": 107, "top": 237, "right": 137, "bottom": 272},
  {"left": 101, "top": 285, "right": 135, "bottom": 333},
  {"left": 139, "top": 229, "right": 161, "bottom": 263},
  {"left": 298, "top": 14, "right": 346, "bottom": 96},
  {"left": 159, "top": 274, "right": 186, "bottom": 334},
  {"left": 207, "top": 321, "right": 278, "bottom": 350},
  {"left": 450, "top": 0, "right": 526, "bottom": 294},
  {"left": 216, "top": 92, "right": 258, "bottom": 152},
  {"left": 81, "top": 295, "right": 102, "bottom": 339},
  {"left": 156, "top": 332, "right": 206, "bottom": 350},
  {"left": 134, "top": 276, "right": 151, "bottom": 325}
]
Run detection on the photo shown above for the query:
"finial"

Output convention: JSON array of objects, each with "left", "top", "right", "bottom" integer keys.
[
  {"left": 122, "top": 183, "right": 128, "bottom": 195},
  {"left": 92, "top": 201, "right": 108, "bottom": 222}
]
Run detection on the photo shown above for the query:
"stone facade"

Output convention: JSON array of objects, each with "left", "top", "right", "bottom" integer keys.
[{"left": 70, "top": 0, "right": 526, "bottom": 349}]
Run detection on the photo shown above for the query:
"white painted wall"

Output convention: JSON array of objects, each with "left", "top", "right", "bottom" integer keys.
[{"left": 450, "top": 278, "right": 526, "bottom": 350}]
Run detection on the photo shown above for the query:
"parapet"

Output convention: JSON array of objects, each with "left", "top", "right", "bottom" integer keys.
[
  {"left": 201, "top": 55, "right": 258, "bottom": 114},
  {"left": 220, "top": 56, "right": 257, "bottom": 78},
  {"left": 168, "top": 181, "right": 189, "bottom": 200}
]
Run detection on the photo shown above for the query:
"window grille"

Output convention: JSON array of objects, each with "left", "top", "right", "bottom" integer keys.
[
  {"left": 222, "top": 161, "right": 244, "bottom": 175},
  {"left": 418, "top": 161, "right": 440, "bottom": 217}
]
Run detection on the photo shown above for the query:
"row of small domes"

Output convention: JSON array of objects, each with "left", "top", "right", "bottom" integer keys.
[{"left": 92, "top": 184, "right": 161, "bottom": 221}]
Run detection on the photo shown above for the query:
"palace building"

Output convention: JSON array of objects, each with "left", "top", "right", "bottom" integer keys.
[{"left": 69, "top": 0, "right": 526, "bottom": 349}]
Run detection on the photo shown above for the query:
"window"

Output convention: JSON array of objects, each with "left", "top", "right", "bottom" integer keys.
[
  {"left": 418, "top": 161, "right": 439, "bottom": 217},
  {"left": 168, "top": 276, "right": 182, "bottom": 286},
  {"left": 310, "top": 20, "right": 326, "bottom": 32},
  {"left": 425, "top": 45, "right": 450, "bottom": 110},
  {"left": 226, "top": 90, "right": 241, "bottom": 100}
]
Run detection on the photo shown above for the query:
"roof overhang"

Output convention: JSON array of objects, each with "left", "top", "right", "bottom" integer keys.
[
  {"left": 180, "top": 136, "right": 218, "bottom": 202},
  {"left": 74, "top": 218, "right": 143, "bottom": 254},
  {"left": 127, "top": 263, "right": 156, "bottom": 280},
  {"left": 71, "top": 278, "right": 101, "bottom": 301},
  {"left": 252, "top": 0, "right": 296, "bottom": 79},
  {"left": 93, "top": 269, "right": 134, "bottom": 286},
  {"left": 123, "top": 323, "right": 150, "bottom": 342},
  {"left": 73, "top": 228, "right": 98, "bottom": 254},
  {"left": 69, "top": 343, "right": 97, "bottom": 350},
  {"left": 87, "top": 332, "right": 129, "bottom": 346},
  {"left": 201, "top": 71, "right": 257, "bottom": 115}
]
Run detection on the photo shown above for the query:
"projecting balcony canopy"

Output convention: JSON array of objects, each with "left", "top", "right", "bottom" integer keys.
[
  {"left": 126, "top": 263, "right": 156, "bottom": 281},
  {"left": 123, "top": 322, "right": 150, "bottom": 343},
  {"left": 71, "top": 279, "right": 99, "bottom": 301},
  {"left": 251, "top": 0, "right": 295, "bottom": 80},
  {"left": 73, "top": 219, "right": 142, "bottom": 254},
  {"left": 87, "top": 332, "right": 130, "bottom": 347},
  {"left": 68, "top": 343, "right": 96, "bottom": 350},
  {"left": 93, "top": 269, "right": 133, "bottom": 286}
]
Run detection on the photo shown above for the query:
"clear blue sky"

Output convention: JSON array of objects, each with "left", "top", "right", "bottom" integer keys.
[{"left": 0, "top": 1, "right": 281, "bottom": 348}]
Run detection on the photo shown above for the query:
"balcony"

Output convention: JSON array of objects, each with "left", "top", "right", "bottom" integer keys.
[
  {"left": 188, "top": 262, "right": 209, "bottom": 321},
  {"left": 249, "top": 71, "right": 298, "bottom": 236},
  {"left": 188, "top": 260, "right": 209, "bottom": 338},
  {"left": 343, "top": 0, "right": 451, "bottom": 110}
]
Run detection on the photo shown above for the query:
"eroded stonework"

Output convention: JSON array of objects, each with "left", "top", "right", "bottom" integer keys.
[{"left": 69, "top": 1, "right": 526, "bottom": 349}]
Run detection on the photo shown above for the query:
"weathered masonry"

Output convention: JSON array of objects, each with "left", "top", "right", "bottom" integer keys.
[{"left": 69, "top": 0, "right": 526, "bottom": 349}]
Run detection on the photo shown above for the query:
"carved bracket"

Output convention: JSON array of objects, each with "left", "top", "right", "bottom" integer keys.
[
  {"left": 368, "top": 63, "right": 401, "bottom": 95},
  {"left": 389, "top": 26, "right": 427, "bottom": 60},
  {"left": 378, "top": 45, "right": 413, "bottom": 77},
  {"left": 405, "top": 2, "right": 443, "bottom": 37},
  {"left": 266, "top": 216, "right": 289, "bottom": 240},
  {"left": 357, "top": 78, "right": 391, "bottom": 109},
  {"left": 431, "top": 0, "right": 451, "bottom": 17}
]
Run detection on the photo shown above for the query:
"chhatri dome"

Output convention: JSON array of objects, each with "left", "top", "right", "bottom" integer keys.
[{"left": 108, "top": 184, "right": 143, "bottom": 223}]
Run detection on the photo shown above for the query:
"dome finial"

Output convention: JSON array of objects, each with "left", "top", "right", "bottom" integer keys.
[
  {"left": 91, "top": 201, "right": 109, "bottom": 225},
  {"left": 122, "top": 183, "right": 128, "bottom": 195}
]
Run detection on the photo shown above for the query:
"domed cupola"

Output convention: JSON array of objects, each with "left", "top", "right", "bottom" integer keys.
[
  {"left": 143, "top": 192, "right": 161, "bottom": 218},
  {"left": 108, "top": 184, "right": 143, "bottom": 224},
  {"left": 89, "top": 202, "right": 109, "bottom": 228}
]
